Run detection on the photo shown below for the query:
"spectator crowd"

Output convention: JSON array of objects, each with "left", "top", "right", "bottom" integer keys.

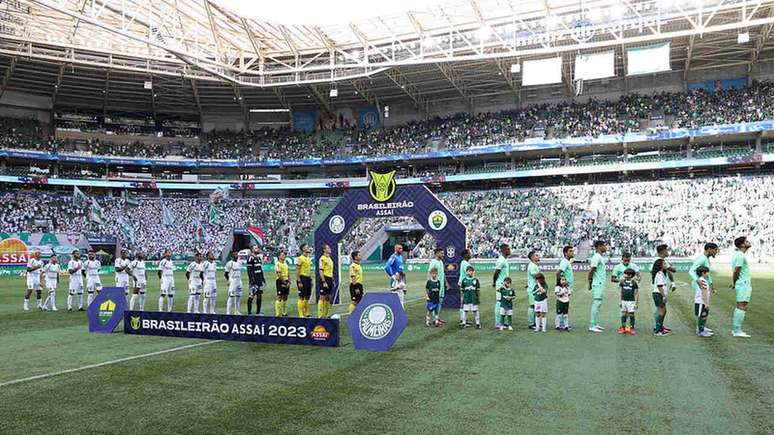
[
  {"left": 1, "top": 175, "right": 771, "bottom": 259},
  {"left": 2, "top": 81, "right": 773, "bottom": 161}
]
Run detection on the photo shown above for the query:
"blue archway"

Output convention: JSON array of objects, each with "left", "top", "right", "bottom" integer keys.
[{"left": 314, "top": 184, "right": 467, "bottom": 308}]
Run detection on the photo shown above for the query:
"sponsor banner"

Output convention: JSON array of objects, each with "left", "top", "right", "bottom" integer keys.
[
  {"left": 88, "top": 287, "right": 127, "bottom": 333},
  {"left": 347, "top": 292, "right": 407, "bottom": 352},
  {"left": 0, "top": 232, "right": 90, "bottom": 266},
  {"left": 292, "top": 110, "right": 317, "bottom": 133},
  {"left": 358, "top": 106, "right": 381, "bottom": 129},
  {"left": 124, "top": 311, "right": 339, "bottom": 347}
]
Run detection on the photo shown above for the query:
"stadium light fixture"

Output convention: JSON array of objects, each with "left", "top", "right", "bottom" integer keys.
[
  {"left": 249, "top": 109, "right": 291, "bottom": 113},
  {"left": 738, "top": 32, "right": 750, "bottom": 43},
  {"left": 511, "top": 63, "right": 521, "bottom": 73},
  {"left": 329, "top": 88, "right": 338, "bottom": 97},
  {"left": 475, "top": 26, "right": 492, "bottom": 41}
]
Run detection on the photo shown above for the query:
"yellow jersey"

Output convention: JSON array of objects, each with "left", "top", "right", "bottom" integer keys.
[
  {"left": 349, "top": 262, "right": 363, "bottom": 285},
  {"left": 319, "top": 255, "right": 334, "bottom": 278},
  {"left": 297, "top": 254, "right": 311, "bottom": 277},
  {"left": 276, "top": 261, "right": 289, "bottom": 281}
]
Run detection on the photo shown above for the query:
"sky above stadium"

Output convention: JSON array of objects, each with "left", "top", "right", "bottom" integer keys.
[{"left": 216, "top": 0, "right": 443, "bottom": 25}]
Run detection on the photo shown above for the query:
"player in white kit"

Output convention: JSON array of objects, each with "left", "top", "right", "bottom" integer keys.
[
  {"left": 129, "top": 251, "right": 147, "bottom": 311},
  {"left": 225, "top": 250, "right": 245, "bottom": 315},
  {"left": 186, "top": 252, "right": 205, "bottom": 314},
  {"left": 67, "top": 250, "right": 85, "bottom": 311},
  {"left": 114, "top": 249, "right": 131, "bottom": 297},
  {"left": 203, "top": 251, "right": 218, "bottom": 314},
  {"left": 23, "top": 250, "right": 44, "bottom": 311},
  {"left": 41, "top": 255, "right": 61, "bottom": 311},
  {"left": 157, "top": 249, "right": 175, "bottom": 312},
  {"left": 85, "top": 251, "right": 102, "bottom": 307}
]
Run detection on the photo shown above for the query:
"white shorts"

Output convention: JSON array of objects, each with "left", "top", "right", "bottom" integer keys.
[
  {"left": 135, "top": 281, "right": 147, "bottom": 294},
  {"left": 87, "top": 278, "right": 102, "bottom": 293},
  {"left": 45, "top": 280, "right": 58, "bottom": 292},
  {"left": 499, "top": 307, "right": 513, "bottom": 316},
  {"left": 204, "top": 282, "right": 217, "bottom": 298},
  {"left": 69, "top": 282, "right": 83, "bottom": 295},
  {"left": 116, "top": 276, "right": 129, "bottom": 287},
  {"left": 228, "top": 281, "right": 242, "bottom": 297},
  {"left": 189, "top": 284, "right": 202, "bottom": 295},
  {"left": 26, "top": 276, "right": 41, "bottom": 290},
  {"left": 534, "top": 299, "right": 548, "bottom": 313},
  {"left": 160, "top": 278, "right": 175, "bottom": 296},
  {"left": 463, "top": 304, "right": 478, "bottom": 311},
  {"left": 621, "top": 301, "right": 637, "bottom": 313}
]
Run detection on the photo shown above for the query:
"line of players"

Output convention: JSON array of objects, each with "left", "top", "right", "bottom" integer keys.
[
  {"left": 420, "top": 237, "right": 755, "bottom": 338},
  {"left": 21, "top": 242, "right": 349, "bottom": 319}
]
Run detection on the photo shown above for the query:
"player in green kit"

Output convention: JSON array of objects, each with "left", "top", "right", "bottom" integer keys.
[
  {"left": 612, "top": 253, "right": 641, "bottom": 283},
  {"left": 458, "top": 249, "right": 473, "bottom": 327},
  {"left": 555, "top": 245, "right": 574, "bottom": 330},
  {"left": 428, "top": 248, "right": 448, "bottom": 324},
  {"left": 526, "top": 251, "right": 540, "bottom": 330},
  {"left": 460, "top": 265, "right": 481, "bottom": 329},
  {"left": 492, "top": 243, "right": 511, "bottom": 329},
  {"left": 730, "top": 236, "right": 753, "bottom": 338},
  {"left": 587, "top": 240, "right": 608, "bottom": 333},
  {"left": 688, "top": 242, "right": 718, "bottom": 335}
]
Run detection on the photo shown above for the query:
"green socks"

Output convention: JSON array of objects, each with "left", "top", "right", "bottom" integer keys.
[
  {"left": 621, "top": 315, "right": 627, "bottom": 327},
  {"left": 732, "top": 308, "right": 746, "bottom": 333},
  {"left": 697, "top": 316, "right": 706, "bottom": 332},
  {"left": 629, "top": 316, "right": 635, "bottom": 327}
]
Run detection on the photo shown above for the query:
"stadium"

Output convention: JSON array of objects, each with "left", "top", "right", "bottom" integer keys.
[{"left": 0, "top": 0, "right": 773, "bottom": 432}]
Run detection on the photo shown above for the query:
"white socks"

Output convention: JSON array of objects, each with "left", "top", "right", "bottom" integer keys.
[
  {"left": 187, "top": 295, "right": 200, "bottom": 313},
  {"left": 23, "top": 298, "right": 29, "bottom": 310},
  {"left": 460, "top": 310, "right": 466, "bottom": 324},
  {"left": 234, "top": 296, "right": 241, "bottom": 313},
  {"left": 129, "top": 294, "right": 138, "bottom": 310},
  {"left": 139, "top": 294, "right": 145, "bottom": 311},
  {"left": 77, "top": 294, "right": 83, "bottom": 310},
  {"left": 474, "top": 310, "right": 480, "bottom": 325},
  {"left": 226, "top": 297, "right": 233, "bottom": 315},
  {"left": 535, "top": 316, "right": 547, "bottom": 331},
  {"left": 167, "top": 296, "right": 174, "bottom": 312},
  {"left": 87, "top": 293, "right": 94, "bottom": 307},
  {"left": 395, "top": 291, "right": 405, "bottom": 308},
  {"left": 158, "top": 296, "right": 165, "bottom": 311},
  {"left": 67, "top": 294, "right": 73, "bottom": 310},
  {"left": 202, "top": 298, "right": 209, "bottom": 314}
]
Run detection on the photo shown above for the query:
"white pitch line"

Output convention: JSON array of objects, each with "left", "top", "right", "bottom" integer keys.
[
  {"left": 1, "top": 295, "right": 426, "bottom": 388},
  {"left": 0, "top": 340, "right": 221, "bottom": 388}
]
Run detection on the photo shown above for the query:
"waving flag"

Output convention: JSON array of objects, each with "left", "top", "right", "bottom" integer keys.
[
  {"left": 161, "top": 202, "right": 176, "bottom": 227},
  {"left": 194, "top": 221, "right": 207, "bottom": 243},
  {"left": 208, "top": 204, "right": 224, "bottom": 225},
  {"left": 246, "top": 225, "right": 265, "bottom": 246},
  {"left": 89, "top": 198, "right": 104, "bottom": 225},
  {"left": 119, "top": 216, "right": 136, "bottom": 245},
  {"left": 73, "top": 186, "right": 88, "bottom": 206}
]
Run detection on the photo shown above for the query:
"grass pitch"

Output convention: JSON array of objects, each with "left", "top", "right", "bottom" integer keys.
[{"left": 0, "top": 268, "right": 772, "bottom": 434}]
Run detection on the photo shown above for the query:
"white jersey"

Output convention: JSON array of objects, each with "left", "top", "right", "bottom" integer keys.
[
  {"left": 114, "top": 258, "right": 130, "bottom": 283},
  {"left": 42, "top": 262, "right": 61, "bottom": 283},
  {"left": 204, "top": 261, "right": 217, "bottom": 285},
  {"left": 85, "top": 259, "right": 101, "bottom": 281},
  {"left": 130, "top": 260, "right": 147, "bottom": 285},
  {"left": 159, "top": 258, "right": 175, "bottom": 280},
  {"left": 694, "top": 276, "right": 710, "bottom": 304},
  {"left": 68, "top": 259, "right": 84, "bottom": 285},
  {"left": 186, "top": 261, "right": 205, "bottom": 287},
  {"left": 225, "top": 259, "right": 243, "bottom": 283},
  {"left": 652, "top": 271, "right": 667, "bottom": 294},
  {"left": 26, "top": 258, "right": 44, "bottom": 282}
]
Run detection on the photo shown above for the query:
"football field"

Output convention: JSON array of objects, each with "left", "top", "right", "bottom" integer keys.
[{"left": 0, "top": 269, "right": 772, "bottom": 434}]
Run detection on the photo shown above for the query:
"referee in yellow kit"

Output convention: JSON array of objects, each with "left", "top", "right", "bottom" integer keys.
[
  {"left": 318, "top": 244, "right": 335, "bottom": 318},
  {"left": 296, "top": 243, "right": 313, "bottom": 317}
]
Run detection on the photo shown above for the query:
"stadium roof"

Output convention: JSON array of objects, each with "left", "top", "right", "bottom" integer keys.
[{"left": 1, "top": 0, "right": 774, "bottom": 118}]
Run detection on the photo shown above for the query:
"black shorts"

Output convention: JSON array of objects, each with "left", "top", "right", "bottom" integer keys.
[
  {"left": 249, "top": 284, "right": 263, "bottom": 295},
  {"left": 556, "top": 300, "right": 569, "bottom": 315},
  {"left": 652, "top": 293, "right": 666, "bottom": 308},
  {"left": 297, "top": 276, "right": 312, "bottom": 299},
  {"left": 350, "top": 283, "right": 364, "bottom": 303},
  {"left": 694, "top": 303, "right": 709, "bottom": 318},
  {"left": 320, "top": 277, "right": 335, "bottom": 296},
  {"left": 276, "top": 279, "right": 290, "bottom": 296}
]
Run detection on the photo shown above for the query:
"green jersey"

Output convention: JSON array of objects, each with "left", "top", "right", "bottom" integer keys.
[
  {"left": 689, "top": 254, "right": 712, "bottom": 286},
  {"left": 458, "top": 259, "right": 472, "bottom": 285},
  {"left": 461, "top": 276, "right": 480, "bottom": 305},
  {"left": 619, "top": 279, "right": 638, "bottom": 301},
  {"left": 499, "top": 286, "right": 515, "bottom": 310},
  {"left": 494, "top": 255, "right": 510, "bottom": 289},
  {"left": 612, "top": 262, "right": 640, "bottom": 281},
  {"left": 426, "top": 279, "right": 441, "bottom": 303},
  {"left": 533, "top": 284, "right": 547, "bottom": 302},
  {"left": 731, "top": 250, "right": 751, "bottom": 291},
  {"left": 527, "top": 261, "right": 540, "bottom": 291},
  {"left": 428, "top": 259, "right": 445, "bottom": 290},
  {"left": 558, "top": 258, "right": 574, "bottom": 289},
  {"left": 590, "top": 253, "right": 607, "bottom": 288}
]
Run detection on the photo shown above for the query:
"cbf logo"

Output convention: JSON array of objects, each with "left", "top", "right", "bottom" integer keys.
[
  {"left": 359, "top": 303, "right": 394, "bottom": 340},
  {"left": 98, "top": 300, "right": 116, "bottom": 326},
  {"left": 130, "top": 316, "right": 141, "bottom": 331},
  {"left": 368, "top": 170, "right": 396, "bottom": 202},
  {"left": 428, "top": 210, "right": 448, "bottom": 230},
  {"left": 328, "top": 215, "right": 346, "bottom": 234}
]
